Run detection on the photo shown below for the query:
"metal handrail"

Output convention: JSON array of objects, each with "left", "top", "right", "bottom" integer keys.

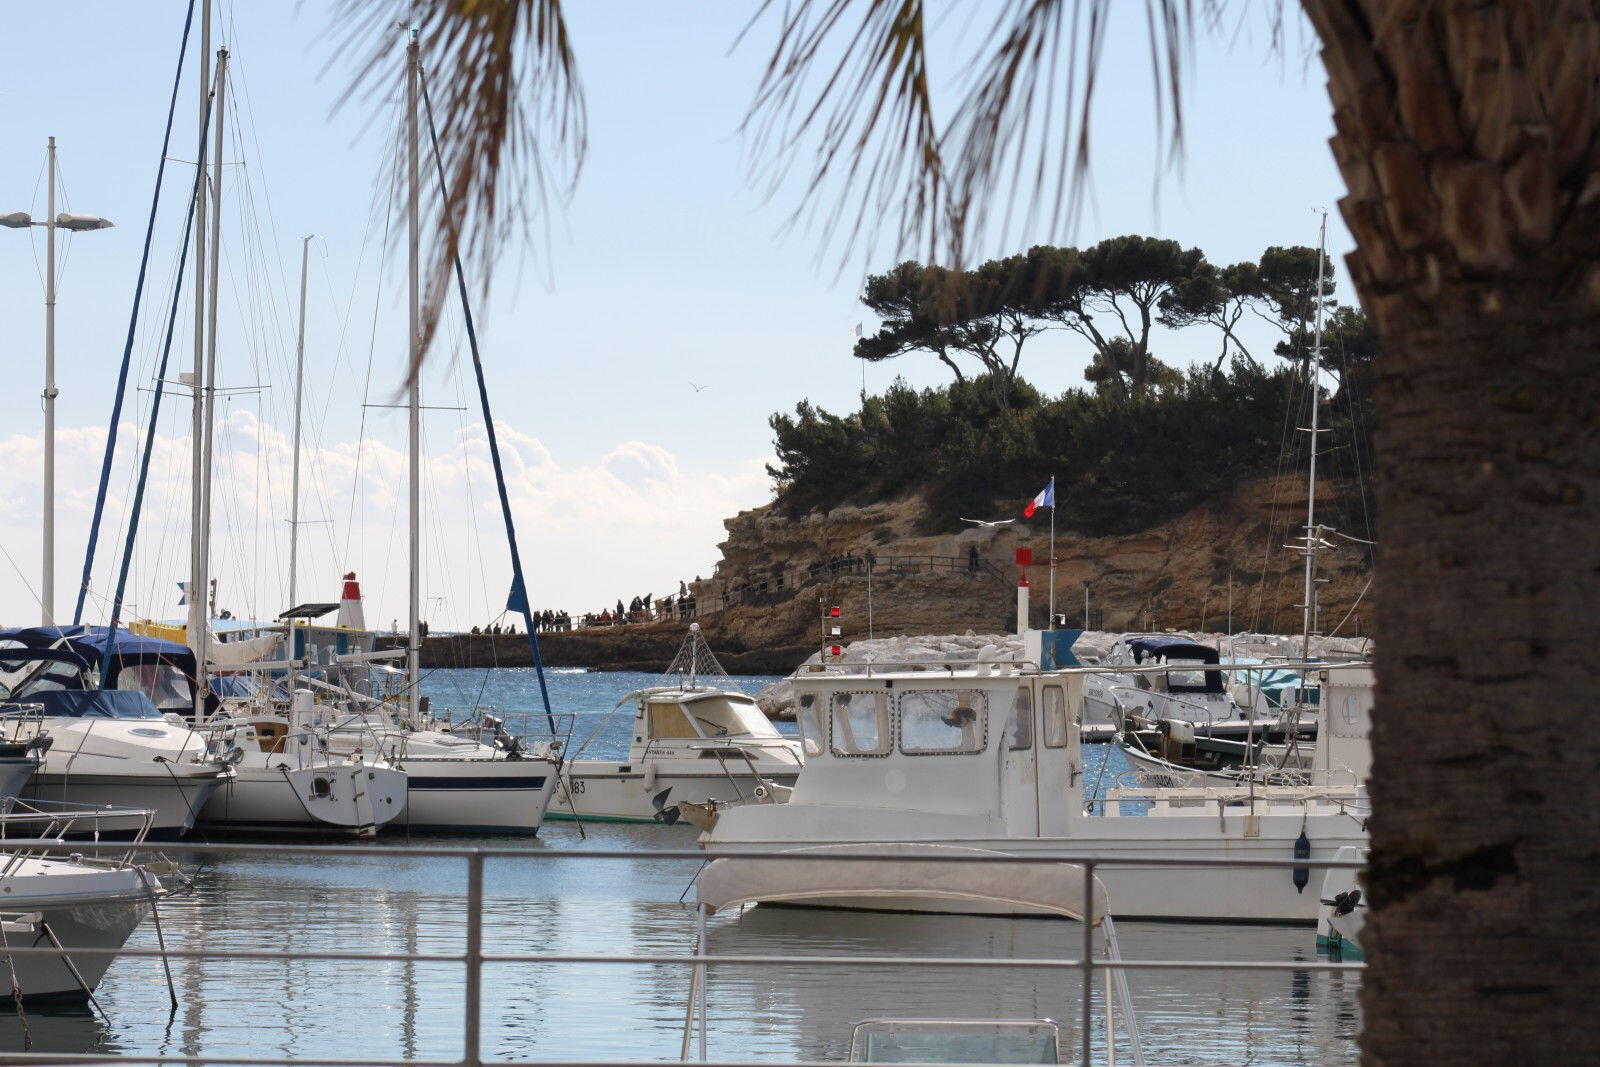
[{"left": 0, "top": 840, "right": 1367, "bottom": 1066}]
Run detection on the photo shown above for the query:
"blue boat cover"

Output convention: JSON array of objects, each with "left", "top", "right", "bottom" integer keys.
[
  {"left": 0, "top": 625, "right": 195, "bottom": 667},
  {"left": 0, "top": 625, "right": 199, "bottom": 713},
  {"left": 2, "top": 689, "right": 164, "bottom": 720}
]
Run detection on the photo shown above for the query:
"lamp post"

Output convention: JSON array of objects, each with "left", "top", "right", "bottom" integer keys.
[{"left": 1, "top": 136, "right": 114, "bottom": 625}]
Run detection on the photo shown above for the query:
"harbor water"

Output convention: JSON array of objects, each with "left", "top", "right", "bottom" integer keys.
[{"left": 0, "top": 668, "right": 1361, "bottom": 1063}]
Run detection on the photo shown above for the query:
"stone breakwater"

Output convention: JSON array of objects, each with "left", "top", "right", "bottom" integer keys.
[{"left": 379, "top": 625, "right": 814, "bottom": 676}]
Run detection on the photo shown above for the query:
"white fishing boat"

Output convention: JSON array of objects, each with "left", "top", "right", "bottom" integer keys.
[
  {"left": 549, "top": 625, "right": 802, "bottom": 824},
  {"left": 700, "top": 596, "right": 1371, "bottom": 923},
  {"left": 0, "top": 627, "right": 236, "bottom": 838}
]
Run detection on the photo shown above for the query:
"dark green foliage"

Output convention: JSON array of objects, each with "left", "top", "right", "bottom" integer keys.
[{"left": 768, "top": 353, "right": 1377, "bottom": 537}]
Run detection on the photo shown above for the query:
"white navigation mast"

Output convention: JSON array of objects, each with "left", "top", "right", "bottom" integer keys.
[{"left": 405, "top": 31, "right": 422, "bottom": 723}]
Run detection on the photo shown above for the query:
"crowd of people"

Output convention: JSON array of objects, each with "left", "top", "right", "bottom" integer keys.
[
  {"left": 580, "top": 585, "right": 697, "bottom": 628},
  {"left": 469, "top": 609, "right": 571, "bottom": 635}
]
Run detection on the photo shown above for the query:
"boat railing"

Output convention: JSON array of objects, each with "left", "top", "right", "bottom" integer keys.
[
  {"left": 1106, "top": 769, "right": 1366, "bottom": 806},
  {"left": 801, "top": 657, "right": 1042, "bottom": 677},
  {"left": 0, "top": 840, "right": 1365, "bottom": 1066},
  {"left": 0, "top": 798, "right": 157, "bottom": 870},
  {"left": 0, "top": 703, "right": 48, "bottom": 742}
]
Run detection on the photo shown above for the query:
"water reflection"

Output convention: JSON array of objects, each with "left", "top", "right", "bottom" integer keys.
[{"left": 0, "top": 822, "right": 1357, "bottom": 1063}]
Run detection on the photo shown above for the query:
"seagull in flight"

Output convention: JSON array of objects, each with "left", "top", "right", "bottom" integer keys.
[
  {"left": 961, "top": 517, "right": 1015, "bottom": 528},
  {"left": 689, "top": 381, "right": 709, "bottom": 393}
]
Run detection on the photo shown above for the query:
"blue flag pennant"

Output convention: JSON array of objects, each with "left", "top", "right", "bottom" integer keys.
[{"left": 506, "top": 578, "right": 530, "bottom": 616}]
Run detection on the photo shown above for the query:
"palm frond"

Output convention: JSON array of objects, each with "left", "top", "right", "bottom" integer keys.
[
  {"left": 741, "top": 0, "right": 1201, "bottom": 268},
  {"left": 335, "top": 0, "right": 586, "bottom": 384}
]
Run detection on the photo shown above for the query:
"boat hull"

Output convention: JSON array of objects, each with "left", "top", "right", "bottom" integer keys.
[
  {"left": 388, "top": 757, "right": 557, "bottom": 833},
  {"left": 0, "top": 860, "right": 156, "bottom": 1000},
  {"left": 548, "top": 764, "right": 800, "bottom": 823},
  {"left": 199, "top": 763, "right": 408, "bottom": 835},
  {"left": 0, "top": 756, "right": 38, "bottom": 803},
  {"left": 18, "top": 772, "right": 228, "bottom": 839},
  {"left": 703, "top": 805, "right": 1366, "bottom": 924}
]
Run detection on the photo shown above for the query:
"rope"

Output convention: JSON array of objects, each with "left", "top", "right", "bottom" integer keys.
[
  {"left": 73, "top": 0, "right": 198, "bottom": 624},
  {"left": 0, "top": 918, "right": 31, "bottom": 1049}
]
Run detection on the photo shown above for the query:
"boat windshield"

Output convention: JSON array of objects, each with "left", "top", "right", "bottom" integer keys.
[
  {"left": 1, "top": 657, "right": 87, "bottom": 700},
  {"left": 682, "top": 695, "right": 776, "bottom": 738},
  {"left": 114, "top": 662, "right": 195, "bottom": 711}
]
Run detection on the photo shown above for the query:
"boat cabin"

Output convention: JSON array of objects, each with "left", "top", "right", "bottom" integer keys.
[
  {"left": 631, "top": 687, "right": 784, "bottom": 748},
  {"left": 786, "top": 664, "right": 1086, "bottom": 838},
  {"left": 0, "top": 626, "right": 202, "bottom": 719}
]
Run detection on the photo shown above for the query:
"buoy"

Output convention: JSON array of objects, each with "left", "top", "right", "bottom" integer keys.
[{"left": 1292, "top": 830, "right": 1311, "bottom": 893}]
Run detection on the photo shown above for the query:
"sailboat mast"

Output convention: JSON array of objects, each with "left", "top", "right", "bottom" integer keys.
[
  {"left": 406, "top": 32, "right": 422, "bottom": 723},
  {"left": 288, "top": 234, "right": 311, "bottom": 695},
  {"left": 1300, "top": 211, "right": 1328, "bottom": 664},
  {"left": 186, "top": 0, "right": 211, "bottom": 682},
  {"left": 196, "top": 46, "right": 228, "bottom": 701}
]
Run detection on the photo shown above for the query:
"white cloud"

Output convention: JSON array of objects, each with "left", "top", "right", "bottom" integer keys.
[{"left": 0, "top": 419, "right": 773, "bottom": 632}]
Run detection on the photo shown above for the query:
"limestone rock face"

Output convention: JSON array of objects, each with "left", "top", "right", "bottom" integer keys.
[{"left": 696, "top": 475, "right": 1376, "bottom": 654}]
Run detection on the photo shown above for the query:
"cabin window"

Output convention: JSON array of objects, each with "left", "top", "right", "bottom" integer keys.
[
  {"left": 647, "top": 703, "right": 700, "bottom": 739},
  {"left": 795, "top": 694, "right": 824, "bottom": 757},
  {"left": 829, "top": 691, "right": 892, "bottom": 756},
  {"left": 1006, "top": 687, "right": 1033, "bottom": 750},
  {"left": 1042, "top": 685, "right": 1069, "bottom": 748},
  {"left": 898, "top": 690, "right": 987, "bottom": 755}
]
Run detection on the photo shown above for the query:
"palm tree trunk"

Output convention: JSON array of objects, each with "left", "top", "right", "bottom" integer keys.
[{"left": 1305, "top": 1, "right": 1600, "bottom": 1060}]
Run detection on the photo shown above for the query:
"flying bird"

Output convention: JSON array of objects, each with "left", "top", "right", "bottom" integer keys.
[
  {"left": 960, "top": 517, "right": 1015, "bottom": 528},
  {"left": 689, "top": 381, "right": 709, "bottom": 393}
]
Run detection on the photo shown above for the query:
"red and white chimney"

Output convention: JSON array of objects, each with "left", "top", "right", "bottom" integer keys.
[{"left": 337, "top": 572, "right": 367, "bottom": 631}]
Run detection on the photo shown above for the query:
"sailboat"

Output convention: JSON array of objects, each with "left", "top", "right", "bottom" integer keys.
[{"left": 242, "top": 32, "right": 564, "bottom": 835}]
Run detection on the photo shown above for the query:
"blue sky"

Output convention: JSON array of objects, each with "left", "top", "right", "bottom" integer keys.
[{"left": 0, "top": 1, "right": 1354, "bottom": 630}]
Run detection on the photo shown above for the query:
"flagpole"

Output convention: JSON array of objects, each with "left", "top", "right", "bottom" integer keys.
[{"left": 1048, "top": 475, "right": 1056, "bottom": 625}]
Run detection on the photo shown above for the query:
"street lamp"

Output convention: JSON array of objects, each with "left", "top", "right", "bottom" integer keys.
[{"left": 2, "top": 137, "right": 114, "bottom": 625}]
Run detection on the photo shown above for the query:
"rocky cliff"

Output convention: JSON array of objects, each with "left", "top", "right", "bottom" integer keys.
[
  {"left": 404, "top": 474, "right": 1373, "bottom": 673},
  {"left": 689, "top": 474, "right": 1374, "bottom": 650}
]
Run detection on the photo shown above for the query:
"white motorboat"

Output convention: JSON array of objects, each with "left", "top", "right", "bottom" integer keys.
[
  {"left": 550, "top": 623, "right": 801, "bottom": 824},
  {"left": 0, "top": 803, "right": 165, "bottom": 1000},
  {"left": 551, "top": 684, "right": 802, "bottom": 824},
  {"left": 701, "top": 621, "right": 1371, "bottom": 924},
  {"left": 200, "top": 691, "right": 409, "bottom": 836},
  {"left": 0, "top": 627, "right": 236, "bottom": 839}
]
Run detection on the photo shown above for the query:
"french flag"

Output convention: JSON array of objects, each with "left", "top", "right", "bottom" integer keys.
[{"left": 1024, "top": 478, "right": 1055, "bottom": 518}]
